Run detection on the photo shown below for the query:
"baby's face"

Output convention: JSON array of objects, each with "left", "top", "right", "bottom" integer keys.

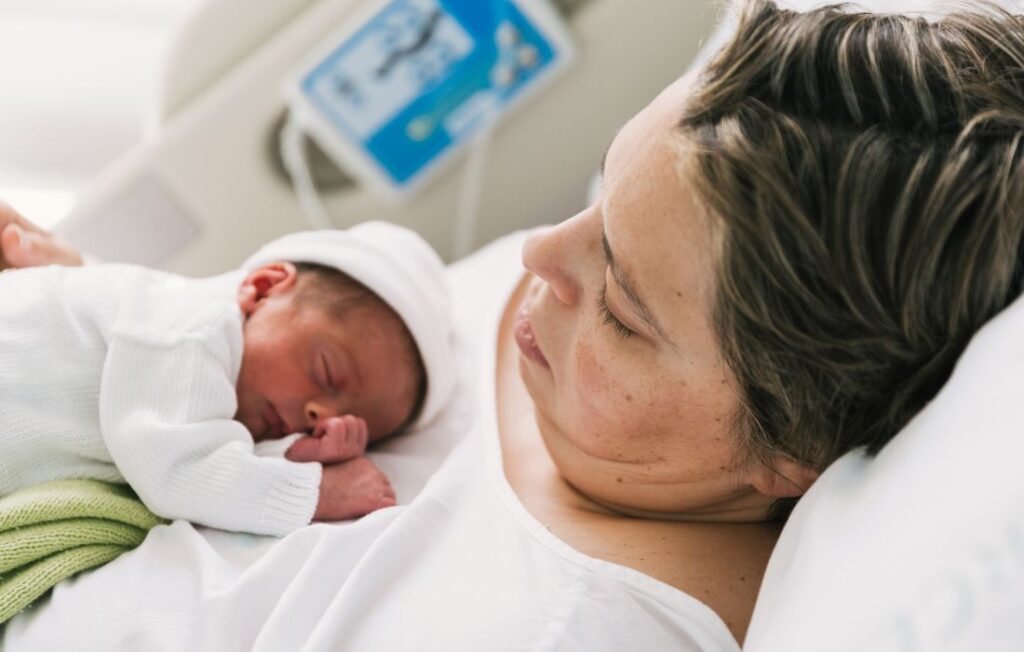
[{"left": 234, "top": 273, "right": 420, "bottom": 443}]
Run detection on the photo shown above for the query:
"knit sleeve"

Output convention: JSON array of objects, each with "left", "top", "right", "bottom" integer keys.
[{"left": 98, "top": 334, "right": 322, "bottom": 537}]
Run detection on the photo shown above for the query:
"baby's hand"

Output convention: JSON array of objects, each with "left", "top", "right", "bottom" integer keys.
[
  {"left": 313, "top": 456, "right": 396, "bottom": 522},
  {"left": 285, "top": 415, "right": 368, "bottom": 464}
]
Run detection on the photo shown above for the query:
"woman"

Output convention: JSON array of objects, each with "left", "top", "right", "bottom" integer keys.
[{"left": 4, "top": 1, "right": 1023, "bottom": 648}]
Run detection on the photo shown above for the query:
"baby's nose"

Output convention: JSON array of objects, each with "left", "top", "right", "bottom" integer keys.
[{"left": 303, "top": 399, "right": 339, "bottom": 428}]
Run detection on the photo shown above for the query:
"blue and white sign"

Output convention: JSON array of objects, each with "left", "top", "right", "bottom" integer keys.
[{"left": 285, "top": 0, "right": 574, "bottom": 198}]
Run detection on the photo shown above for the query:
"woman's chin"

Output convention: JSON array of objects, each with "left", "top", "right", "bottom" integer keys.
[{"left": 517, "top": 354, "right": 558, "bottom": 417}]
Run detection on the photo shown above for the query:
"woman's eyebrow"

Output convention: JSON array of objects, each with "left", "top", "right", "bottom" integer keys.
[{"left": 601, "top": 231, "right": 674, "bottom": 346}]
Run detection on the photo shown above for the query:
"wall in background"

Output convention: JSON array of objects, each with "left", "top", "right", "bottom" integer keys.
[{"left": 0, "top": 0, "right": 197, "bottom": 226}]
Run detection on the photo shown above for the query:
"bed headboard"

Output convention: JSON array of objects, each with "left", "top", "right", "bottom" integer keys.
[{"left": 56, "top": 0, "right": 723, "bottom": 275}]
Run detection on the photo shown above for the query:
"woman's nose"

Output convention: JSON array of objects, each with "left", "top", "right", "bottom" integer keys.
[{"left": 522, "top": 211, "right": 591, "bottom": 306}]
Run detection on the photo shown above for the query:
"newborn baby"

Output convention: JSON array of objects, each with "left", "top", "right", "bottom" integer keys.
[{"left": 0, "top": 222, "right": 454, "bottom": 536}]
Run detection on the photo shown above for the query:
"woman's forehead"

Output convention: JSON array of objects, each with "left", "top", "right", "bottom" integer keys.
[
  {"left": 606, "top": 72, "right": 695, "bottom": 159},
  {"left": 620, "top": 75, "right": 696, "bottom": 154}
]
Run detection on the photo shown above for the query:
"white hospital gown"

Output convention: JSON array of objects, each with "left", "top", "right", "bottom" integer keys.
[{"left": 2, "top": 233, "right": 739, "bottom": 651}]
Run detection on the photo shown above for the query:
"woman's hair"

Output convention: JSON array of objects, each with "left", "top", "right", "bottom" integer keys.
[{"left": 679, "top": 0, "right": 1024, "bottom": 516}]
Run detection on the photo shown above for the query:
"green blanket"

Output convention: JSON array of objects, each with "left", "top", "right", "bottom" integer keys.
[{"left": 0, "top": 479, "right": 167, "bottom": 624}]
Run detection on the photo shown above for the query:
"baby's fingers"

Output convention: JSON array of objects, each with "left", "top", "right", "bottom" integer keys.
[
  {"left": 317, "top": 422, "right": 367, "bottom": 463},
  {"left": 292, "top": 416, "right": 370, "bottom": 463},
  {"left": 284, "top": 435, "right": 325, "bottom": 463}
]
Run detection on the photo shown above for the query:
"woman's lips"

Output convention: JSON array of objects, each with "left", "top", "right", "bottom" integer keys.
[{"left": 514, "top": 306, "right": 550, "bottom": 369}]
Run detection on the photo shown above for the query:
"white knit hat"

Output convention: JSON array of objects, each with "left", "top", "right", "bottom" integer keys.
[{"left": 241, "top": 221, "right": 454, "bottom": 429}]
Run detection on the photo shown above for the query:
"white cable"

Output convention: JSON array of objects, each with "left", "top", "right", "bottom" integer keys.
[
  {"left": 280, "top": 115, "right": 334, "bottom": 230},
  {"left": 453, "top": 128, "right": 492, "bottom": 259}
]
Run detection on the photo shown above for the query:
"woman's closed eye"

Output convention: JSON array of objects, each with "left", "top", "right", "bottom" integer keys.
[{"left": 597, "top": 285, "right": 635, "bottom": 338}]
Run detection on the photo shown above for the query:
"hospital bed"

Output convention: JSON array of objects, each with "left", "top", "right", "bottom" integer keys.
[{"left": 9, "top": 0, "right": 1024, "bottom": 649}]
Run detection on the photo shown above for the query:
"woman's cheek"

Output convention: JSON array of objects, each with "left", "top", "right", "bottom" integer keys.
[{"left": 570, "top": 338, "right": 640, "bottom": 452}]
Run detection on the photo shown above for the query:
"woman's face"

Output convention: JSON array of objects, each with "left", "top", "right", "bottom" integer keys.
[{"left": 518, "top": 75, "right": 785, "bottom": 521}]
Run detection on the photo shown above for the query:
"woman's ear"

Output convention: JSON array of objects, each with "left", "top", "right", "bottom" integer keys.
[
  {"left": 237, "top": 262, "right": 299, "bottom": 317},
  {"left": 749, "top": 455, "right": 820, "bottom": 499}
]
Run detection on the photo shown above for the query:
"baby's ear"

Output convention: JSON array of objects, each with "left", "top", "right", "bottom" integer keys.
[{"left": 237, "top": 262, "right": 298, "bottom": 316}]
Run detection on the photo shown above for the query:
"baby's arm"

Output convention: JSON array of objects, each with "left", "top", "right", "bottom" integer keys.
[
  {"left": 100, "top": 333, "right": 321, "bottom": 537},
  {"left": 257, "top": 419, "right": 396, "bottom": 520}
]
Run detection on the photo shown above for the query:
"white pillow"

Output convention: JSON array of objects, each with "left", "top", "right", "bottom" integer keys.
[{"left": 744, "top": 292, "right": 1024, "bottom": 651}]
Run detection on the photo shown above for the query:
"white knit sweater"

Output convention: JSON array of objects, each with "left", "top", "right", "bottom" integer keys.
[{"left": 0, "top": 264, "right": 321, "bottom": 537}]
